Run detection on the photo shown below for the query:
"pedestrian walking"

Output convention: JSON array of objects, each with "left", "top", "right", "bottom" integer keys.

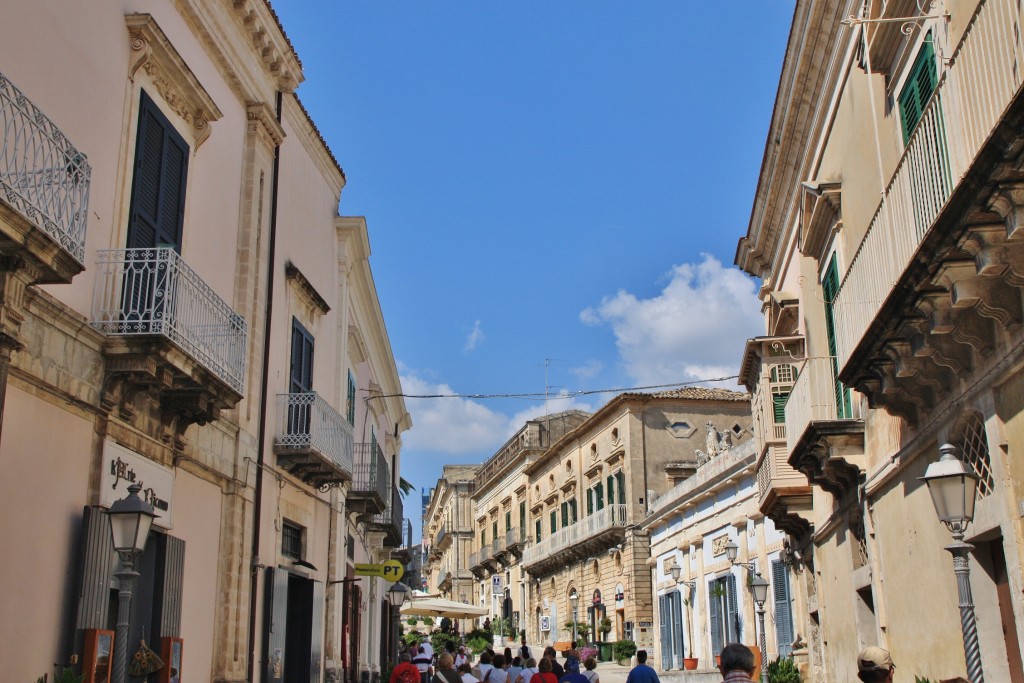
[
  {"left": 413, "top": 645, "right": 435, "bottom": 683},
  {"left": 516, "top": 657, "right": 539, "bottom": 683},
  {"left": 580, "top": 657, "right": 599, "bottom": 683},
  {"left": 857, "top": 646, "right": 896, "bottom": 683},
  {"left": 529, "top": 657, "right": 559, "bottom": 683},
  {"left": 391, "top": 653, "right": 423, "bottom": 683},
  {"left": 433, "top": 654, "right": 463, "bottom": 683},
  {"left": 716, "top": 644, "right": 757, "bottom": 683},
  {"left": 624, "top": 650, "right": 660, "bottom": 683}
]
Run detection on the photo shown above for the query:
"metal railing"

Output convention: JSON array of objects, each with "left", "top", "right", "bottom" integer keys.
[
  {"left": 91, "top": 247, "right": 247, "bottom": 393},
  {"left": 523, "top": 504, "right": 630, "bottom": 565},
  {"left": 274, "top": 392, "right": 355, "bottom": 475},
  {"left": 834, "top": 0, "right": 1024, "bottom": 372},
  {"left": 0, "top": 71, "right": 90, "bottom": 264},
  {"left": 785, "top": 357, "right": 861, "bottom": 453},
  {"left": 352, "top": 442, "right": 389, "bottom": 501},
  {"left": 373, "top": 486, "right": 404, "bottom": 534}
]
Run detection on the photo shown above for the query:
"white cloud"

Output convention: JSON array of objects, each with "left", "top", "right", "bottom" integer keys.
[
  {"left": 399, "top": 371, "right": 508, "bottom": 454},
  {"left": 504, "top": 393, "right": 598, "bottom": 436},
  {"left": 570, "top": 360, "right": 604, "bottom": 381},
  {"left": 464, "top": 320, "right": 485, "bottom": 352},
  {"left": 580, "top": 254, "right": 762, "bottom": 387}
]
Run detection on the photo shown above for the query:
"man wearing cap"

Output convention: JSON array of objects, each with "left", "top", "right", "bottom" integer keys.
[{"left": 857, "top": 646, "right": 895, "bottom": 683}]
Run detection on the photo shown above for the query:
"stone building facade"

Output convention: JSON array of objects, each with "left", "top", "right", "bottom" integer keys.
[
  {"left": 642, "top": 439, "right": 796, "bottom": 673},
  {"left": 0, "top": 3, "right": 410, "bottom": 682},
  {"left": 423, "top": 465, "right": 480, "bottom": 605},
  {"left": 736, "top": 1, "right": 1024, "bottom": 680}
]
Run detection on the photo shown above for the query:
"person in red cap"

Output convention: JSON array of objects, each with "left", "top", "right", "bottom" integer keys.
[{"left": 857, "top": 646, "right": 895, "bottom": 683}]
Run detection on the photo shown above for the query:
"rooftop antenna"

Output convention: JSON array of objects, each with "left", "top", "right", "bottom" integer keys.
[{"left": 544, "top": 358, "right": 563, "bottom": 415}]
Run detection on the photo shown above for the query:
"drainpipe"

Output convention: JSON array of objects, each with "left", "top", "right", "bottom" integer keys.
[{"left": 247, "top": 89, "right": 284, "bottom": 683}]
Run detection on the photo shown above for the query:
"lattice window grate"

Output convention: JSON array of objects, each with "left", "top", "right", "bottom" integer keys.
[
  {"left": 771, "top": 364, "right": 797, "bottom": 384},
  {"left": 959, "top": 413, "right": 994, "bottom": 498}
]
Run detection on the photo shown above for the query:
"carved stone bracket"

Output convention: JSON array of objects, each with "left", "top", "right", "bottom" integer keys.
[
  {"left": 126, "top": 14, "right": 223, "bottom": 149},
  {"left": 788, "top": 422, "right": 865, "bottom": 503}
]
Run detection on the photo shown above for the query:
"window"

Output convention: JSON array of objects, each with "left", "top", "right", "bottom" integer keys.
[
  {"left": 505, "top": 511, "right": 512, "bottom": 534},
  {"left": 823, "top": 256, "right": 852, "bottom": 418},
  {"left": 282, "top": 521, "right": 304, "bottom": 560},
  {"left": 346, "top": 370, "right": 356, "bottom": 425},
  {"left": 595, "top": 482, "right": 604, "bottom": 511},
  {"left": 550, "top": 510, "right": 557, "bottom": 535},
  {"left": 561, "top": 501, "right": 569, "bottom": 527},
  {"left": 492, "top": 521, "right": 498, "bottom": 542},
  {"left": 708, "top": 575, "right": 739, "bottom": 656},
  {"left": 127, "top": 90, "right": 188, "bottom": 252},
  {"left": 569, "top": 499, "right": 578, "bottom": 524},
  {"left": 616, "top": 471, "right": 625, "bottom": 504},
  {"left": 535, "top": 518, "right": 542, "bottom": 543},
  {"left": 519, "top": 502, "right": 526, "bottom": 533},
  {"left": 290, "top": 319, "right": 314, "bottom": 393},
  {"left": 481, "top": 530, "right": 486, "bottom": 546},
  {"left": 607, "top": 474, "right": 615, "bottom": 507},
  {"left": 958, "top": 412, "right": 995, "bottom": 498},
  {"left": 772, "top": 560, "right": 794, "bottom": 657},
  {"left": 898, "top": 34, "right": 938, "bottom": 144}
]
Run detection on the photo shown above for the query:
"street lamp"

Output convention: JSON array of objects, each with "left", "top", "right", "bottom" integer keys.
[
  {"left": 668, "top": 565, "right": 696, "bottom": 663},
  {"left": 107, "top": 483, "right": 158, "bottom": 683},
  {"left": 388, "top": 581, "right": 411, "bottom": 608},
  {"left": 750, "top": 574, "right": 770, "bottom": 682},
  {"left": 726, "top": 537, "right": 768, "bottom": 681},
  {"left": 920, "top": 443, "right": 984, "bottom": 683},
  {"left": 569, "top": 589, "right": 579, "bottom": 645}
]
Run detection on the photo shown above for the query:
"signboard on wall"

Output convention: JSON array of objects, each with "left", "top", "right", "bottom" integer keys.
[
  {"left": 615, "top": 583, "right": 625, "bottom": 608},
  {"left": 100, "top": 440, "right": 174, "bottom": 527},
  {"left": 540, "top": 615, "right": 550, "bottom": 632},
  {"left": 492, "top": 575, "right": 503, "bottom": 592}
]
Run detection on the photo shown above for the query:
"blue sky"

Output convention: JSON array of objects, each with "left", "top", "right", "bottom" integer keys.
[{"left": 273, "top": 2, "right": 795, "bottom": 539}]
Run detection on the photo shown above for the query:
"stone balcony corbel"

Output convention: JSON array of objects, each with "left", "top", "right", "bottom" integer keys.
[
  {"left": 987, "top": 182, "right": 1024, "bottom": 241},
  {"left": 934, "top": 259, "right": 1022, "bottom": 329}
]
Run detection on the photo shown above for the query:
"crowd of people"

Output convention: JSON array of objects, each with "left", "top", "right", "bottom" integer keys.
[{"left": 390, "top": 637, "right": 604, "bottom": 683}]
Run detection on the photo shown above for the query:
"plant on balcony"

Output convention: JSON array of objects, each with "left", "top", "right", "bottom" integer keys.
[
  {"left": 563, "top": 620, "right": 590, "bottom": 640},
  {"left": 598, "top": 617, "right": 612, "bottom": 641},
  {"left": 611, "top": 639, "right": 636, "bottom": 665}
]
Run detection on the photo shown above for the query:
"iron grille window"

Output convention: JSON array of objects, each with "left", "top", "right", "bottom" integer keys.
[
  {"left": 282, "top": 521, "right": 304, "bottom": 560},
  {"left": 958, "top": 412, "right": 995, "bottom": 498},
  {"left": 346, "top": 370, "right": 356, "bottom": 425}
]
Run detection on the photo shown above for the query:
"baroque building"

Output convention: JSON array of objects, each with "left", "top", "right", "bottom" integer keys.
[
  {"left": 736, "top": 0, "right": 1024, "bottom": 680},
  {"left": 0, "top": 2, "right": 410, "bottom": 682},
  {"left": 423, "top": 465, "right": 480, "bottom": 605}
]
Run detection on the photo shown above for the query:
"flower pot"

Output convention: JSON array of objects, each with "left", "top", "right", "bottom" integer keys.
[
  {"left": 683, "top": 658, "right": 699, "bottom": 670},
  {"left": 715, "top": 655, "right": 721, "bottom": 667}
]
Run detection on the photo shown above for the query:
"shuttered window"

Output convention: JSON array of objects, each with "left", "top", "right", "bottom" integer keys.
[
  {"left": 561, "top": 502, "right": 569, "bottom": 527},
  {"left": 607, "top": 474, "right": 615, "bottom": 507},
  {"left": 550, "top": 510, "right": 557, "bottom": 534},
  {"left": 587, "top": 488, "right": 594, "bottom": 516},
  {"left": 659, "top": 594, "right": 671, "bottom": 670},
  {"left": 535, "top": 519, "right": 542, "bottom": 543},
  {"left": 346, "top": 371, "right": 356, "bottom": 425},
  {"left": 725, "top": 573, "right": 740, "bottom": 643},
  {"left": 290, "top": 319, "right": 314, "bottom": 393},
  {"left": 670, "top": 591, "right": 684, "bottom": 666},
  {"left": 823, "top": 256, "right": 852, "bottom": 418},
  {"left": 709, "top": 579, "right": 723, "bottom": 656},
  {"left": 520, "top": 502, "right": 527, "bottom": 533},
  {"left": 616, "top": 471, "right": 625, "bottom": 504},
  {"left": 772, "top": 560, "right": 795, "bottom": 657},
  {"left": 595, "top": 482, "right": 604, "bottom": 511},
  {"left": 898, "top": 34, "right": 938, "bottom": 144},
  {"left": 128, "top": 90, "right": 188, "bottom": 251},
  {"left": 569, "top": 499, "right": 578, "bottom": 524}
]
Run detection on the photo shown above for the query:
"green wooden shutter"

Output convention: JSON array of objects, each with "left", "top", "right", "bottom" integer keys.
[
  {"left": 773, "top": 391, "right": 790, "bottom": 424},
  {"left": 659, "top": 594, "right": 671, "bottom": 670},
  {"left": 550, "top": 511, "right": 557, "bottom": 534},
  {"left": 823, "top": 256, "right": 852, "bottom": 418},
  {"left": 607, "top": 475, "right": 615, "bottom": 507},
  {"left": 561, "top": 502, "right": 569, "bottom": 527},
  {"left": 595, "top": 482, "right": 604, "bottom": 511},
  {"left": 505, "top": 511, "right": 511, "bottom": 534},
  {"left": 898, "top": 35, "right": 938, "bottom": 144},
  {"left": 616, "top": 471, "right": 625, "bottom": 504},
  {"left": 587, "top": 489, "right": 593, "bottom": 516},
  {"left": 569, "top": 499, "right": 578, "bottom": 524},
  {"left": 520, "top": 502, "right": 526, "bottom": 532},
  {"left": 346, "top": 371, "right": 356, "bottom": 425}
]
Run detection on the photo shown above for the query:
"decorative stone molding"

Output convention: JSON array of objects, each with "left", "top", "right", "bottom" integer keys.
[
  {"left": 286, "top": 262, "right": 330, "bottom": 317},
  {"left": 229, "top": 0, "right": 302, "bottom": 92},
  {"left": 126, "top": 14, "right": 223, "bottom": 148},
  {"left": 246, "top": 101, "right": 285, "bottom": 146},
  {"left": 799, "top": 181, "right": 842, "bottom": 262},
  {"left": 711, "top": 535, "right": 730, "bottom": 557}
]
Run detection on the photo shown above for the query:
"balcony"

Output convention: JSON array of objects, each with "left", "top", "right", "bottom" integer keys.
[
  {"left": 436, "top": 526, "right": 451, "bottom": 550},
  {"left": 756, "top": 443, "right": 812, "bottom": 540},
  {"left": 785, "top": 357, "right": 864, "bottom": 503},
  {"left": 91, "top": 247, "right": 247, "bottom": 430},
  {"left": 273, "top": 393, "right": 354, "bottom": 486},
  {"left": 522, "top": 504, "right": 632, "bottom": 576},
  {"left": 349, "top": 442, "right": 390, "bottom": 514},
  {"left": 469, "top": 545, "right": 492, "bottom": 578},
  {"left": 505, "top": 527, "right": 528, "bottom": 560},
  {"left": 0, "top": 70, "right": 90, "bottom": 282},
  {"left": 832, "top": 0, "right": 1024, "bottom": 422},
  {"left": 368, "top": 486, "right": 404, "bottom": 547}
]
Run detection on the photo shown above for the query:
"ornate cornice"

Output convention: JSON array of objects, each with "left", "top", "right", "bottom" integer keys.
[
  {"left": 126, "top": 14, "right": 223, "bottom": 149},
  {"left": 229, "top": 0, "right": 303, "bottom": 92},
  {"left": 246, "top": 101, "right": 285, "bottom": 146}
]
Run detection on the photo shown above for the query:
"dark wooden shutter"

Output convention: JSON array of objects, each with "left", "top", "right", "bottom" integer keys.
[
  {"left": 75, "top": 506, "right": 116, "bottom": 631},
  {"left": 726, "top": 574, "right": 740, "bottom": 644},
  {"left": 561, "top": 502, "right": 569, "bottom": 527},
  {"left": 616, "top": 472, "right": 625, "bottom": 504},
  {"left": 535, "top": 519, "right": 542, "bottom": 542},
  {"left": 772, "top": 560, "right": 794, "bottom": 657},
  {"left": 310, "top": 580, "right": 325, "bottom": 683},
  {"left": 709, "top": 580, "right": 723, "bottom": 656},
  {"left": 595, "top": 482, "right": 604, "bottom": 511},
  {"left": 898, "top": 34, "right": 938, "bottom": 144},
  {"left": 265, "top": 568, "right": 290, "bottom": 682},
  {"left": 128, "top": 91, "right": 188, "bottom": 251},
  {"left": 822, "top": 257, "right": 851, "bottom": 418},
  {"left": 569, "top": 499, "right": 578, "bottom": 524},
  {"left": 606, "top": 475, "right": 615, "bottom": 507},
  {"left": 290, "top": 319, "right": 314, "bottom": 393},
  {"left": 550, "top": 511, "right": 557, "bottom": 534},
  {"left": 346, "top": 371, "right": 356, "bottom": 425},
  {"left": 587, "top": 489, "right": 593, "bottom": 516},
  {"left": 520, "top": 502, "right": 527, "bottom": 532}
]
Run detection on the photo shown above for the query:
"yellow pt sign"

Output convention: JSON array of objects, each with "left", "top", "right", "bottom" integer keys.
[{"left": 354, "top": 559, "right": 405, "bottom": 582}]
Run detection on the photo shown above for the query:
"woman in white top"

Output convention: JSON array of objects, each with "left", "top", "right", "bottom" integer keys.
[
  {"left": 485, "top": 655, "right": 509, "bottom": 683},
  {"left": 515, "top": 658, "right": 538, "bottom": 683}
]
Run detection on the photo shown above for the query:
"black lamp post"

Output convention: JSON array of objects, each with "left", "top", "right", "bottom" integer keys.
[
  {"left": 920, "top": 444, "right": 984, "bottom": 683},
  {"left": 107, "top": 483, "right": 157, "bottom": 683},
  {"left": 725, "top": 537, "right": 769, "bottom": 681},
  {"left": 389, "top": 581, "right": 411, "bottom": 608}
]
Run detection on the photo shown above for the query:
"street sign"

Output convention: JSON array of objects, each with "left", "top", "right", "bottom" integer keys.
[{"left": 354, "top": 559, "right": 405, "bottom": 582}]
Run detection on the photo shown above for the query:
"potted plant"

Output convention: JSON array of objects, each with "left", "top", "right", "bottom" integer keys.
[
  {"left": 406, "top": 617, "right": 419, "bottom": 627},
  {"left": 766, "top": 656, "right": 801, "bottom": 683},
  {"left": 682, "top": 595, "right": 697, "bottom": 670},
  {"left": 598, "top": 617, "right": 612, "bottom": 642},
  {"left": 683, "top": 656, "right": 699, "bottom": 670},
  {"left": 611, "top": 639, "right": 636, "bottom": 666},
  {"left": 423, "top": 617, "right": 435, "bottom": 628}
]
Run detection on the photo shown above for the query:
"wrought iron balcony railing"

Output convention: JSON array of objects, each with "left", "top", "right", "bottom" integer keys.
[
  {"left": 834, "top": 0, "right": 1024, "bottom": 374},
  {"left": 523, "top": 504, "right": 630, "bottom": 566},
  {"left": 372, "top": 486, "right": 404, "bottom": 543},
  {"left": 274, "top": 392, "right": 355, "bottom": 480},
  {"left": 91, "top": 247, "right": 247, "bottom": 393},
  {"left": 352, "top": 442, "right": 390, "bottom": 501},
  {"left": 0, "top": 70, "right": 90, "bottom": 264}
]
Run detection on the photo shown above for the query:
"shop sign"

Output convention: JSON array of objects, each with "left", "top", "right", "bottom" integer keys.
[
  {"left": 354, "top": 559, "right": 405, "bottom": 582},
  {"left": 100, "top": 440, "right": 174, "bottom": 527}
]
